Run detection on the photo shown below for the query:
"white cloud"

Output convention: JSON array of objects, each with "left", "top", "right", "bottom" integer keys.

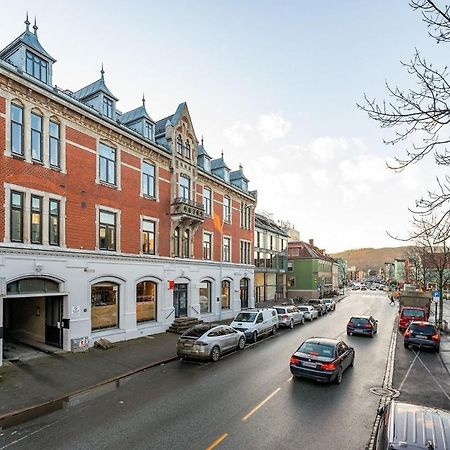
[
  {"left": 310, "top": 136, "right": 349, "bottom": 163},
  {"left": 257, "top": 112, "right": 291, "bottom": 142},
  {"left": 223, "top": 121, "right": 253, "bottom": 147}
]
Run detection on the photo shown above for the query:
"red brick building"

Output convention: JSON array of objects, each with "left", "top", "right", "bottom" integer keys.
[{"left": 0, "top": 19, "right": 256, "bottom": 365}]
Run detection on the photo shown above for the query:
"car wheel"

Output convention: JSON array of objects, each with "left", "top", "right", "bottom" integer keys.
[
  {"left": 301, "top": 317, "right": 305, "bottom": 325},
  {"left": 238, "top": 336, "right": 246, "bottom": 350},
  {"left": 347, "top": 331, "right": 351, "bottom": 336},
  {"left": 403, "top": 341, "right": 409, "bottom": 348},
  {"left": 289, "top": 319, "right": 295, "bottom": 329},
  {"left": 334, "top": 369, "right": 343, "bottom": 384},
  {"left": 370, "top": 330, "right": 374, "bottom": 338},
  {"left": 210, "top": 346, "right": 221, "bottom": 362},
  {"left": 271, "top": 325, "right": 277, "bottom": 335},
  {"left": 252, "top": 331, "right": 258, "bottom": 342}
]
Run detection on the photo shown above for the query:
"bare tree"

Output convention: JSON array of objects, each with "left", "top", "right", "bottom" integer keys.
[
  {"left": 412, "top": 216, "right": 450, "bottom": 326},
  {"left": 358, "top": 1, "right": 450, "bottom": 242}
]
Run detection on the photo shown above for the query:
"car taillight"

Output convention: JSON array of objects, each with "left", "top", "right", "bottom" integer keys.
[
  {"left": 347, "top": 322, "right": 353, "bottom": 327},
  {"left": 432, "top": 334, "right": 440, "bottom": 342},
  {"left": 320, "top": 362, "right": 336, "bottom": 371},
  {"left": 404, "top": 331, "right": 411, "bottom": 338},
  {"left": 290, "top": 356, "right": 300, "bottom": 365},
  {"left": 194, "top": 341, "right": 208, "bottom": 346},
  {"left": 363, "top": 324, "right": 372, "bottom": 328},
  {"left": 282, "top": 315, "right": 289, "bottom": 319}
]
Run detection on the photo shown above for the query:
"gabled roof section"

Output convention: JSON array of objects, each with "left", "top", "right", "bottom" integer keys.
[
  {"left": 230, "top": 165, "right": 249, "bottom": 182},
  {"left": 197, "top": 139, "right": 211, "bottom": 158},
  {"left": 120, "top": 104, "right": 153, "bottom": 125},
  {"left": 211, "top": 155, "right": 230, "bottom": 171},
  {"left": 0, "top": 19, "right": 56, "bottom": 62},
  {"left": 155, "top": 115, "right": 173, "bottom": 136},
  {"left": 289, "top": 241, "right": 336, "bottom": 263},
  {"left": 73, "top": 71, "right": 118, "bottom": 101},
  {"left": 255, "top": 213, "right": 289, "bottom": 237}
]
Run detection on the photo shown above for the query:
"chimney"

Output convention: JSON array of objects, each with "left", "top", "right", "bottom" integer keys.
[{"left": 309, "top": 239, "right": 314, "bottom": 246}]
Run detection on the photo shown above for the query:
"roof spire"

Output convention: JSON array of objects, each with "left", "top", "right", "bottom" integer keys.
[
  {"left": 201, "top": 136, "right": 204, "bottom": 146},
  {"left": 25, "top": 12, "right": 30, "bottom": 31},
  {"left": 33, "top": 17, "right": 38, "bottom": 35},
  {"left": 142, "top": 93, "right": 146, "bottom": 107},
  {"left": 221, "top": 149, "right": 224, "bottom": 158},
  {"left": 100, "top": 63, "right": 105, "bottom": 79}
]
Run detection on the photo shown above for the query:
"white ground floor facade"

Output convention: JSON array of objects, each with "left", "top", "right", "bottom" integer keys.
[{"left": 0, "top": 246, "right": 255, "bottom": 366}]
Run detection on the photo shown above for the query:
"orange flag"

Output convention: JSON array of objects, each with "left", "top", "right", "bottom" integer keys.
[{"left": 213, "top": 210, "right": 223, "bottom": 232}]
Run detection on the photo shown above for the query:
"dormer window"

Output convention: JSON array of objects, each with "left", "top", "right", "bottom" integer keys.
[
  {"left": 103, "top": 97, "right": 113, "bottom": 119},
  {"left": 176, "top": 135, "right": 183, "bottom": 154},
  {"left": 224, "top": 170, "right": 230, "bottom": 183},
  {"left": 185, "top": 140, "right": 191, "bottom": 158},
  {"left": 204, "top": 158, "right": 211, "bottom": 172},
  {"left": 25, "top": 51, "right": 48, "bottom": 83},
  {"left": 144, "top": 121, "right": 154, "bottom": 140}
]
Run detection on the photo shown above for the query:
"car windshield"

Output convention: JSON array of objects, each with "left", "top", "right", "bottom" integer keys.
[
  {"left": 182, "top": 326, "right": 211, "bottom": 338},
  {"left": 299, "top": 307, "right": 308, "bottom": 311},
  {"left": 298, "top": 342, "right": 335, "bottom": 358},
  {"left": 409, "top": 323, "right": 436, "bottom": 334},
  {"left": 402, "top": 309, "right": 425, "bottom": 318},
  {"left": 234, "top": 312, "right": 257, "bottom": 322},
  {"left": 275, "top": 308, "right": 286, "bottom": 314},
  {"left": 350, "top": 318, "right": 369, "bottom": 326}
]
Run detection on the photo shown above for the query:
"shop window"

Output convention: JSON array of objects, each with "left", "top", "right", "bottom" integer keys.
[
  {"left": 136, "top": 281, "right": 157, "bottom": 323},
  {"left": 199, "top": 280, "right": 212, "bottom": 314},
  {"left": 91, "top": 282, "right": 119, "bottom": 331},
  {"left": 222, "top": 280, "right": 230, "bottom": 309}
]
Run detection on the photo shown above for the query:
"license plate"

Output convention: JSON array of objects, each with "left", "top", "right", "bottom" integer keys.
[
  {"left": 354, "top": 328, "right": 363, "bottom": 333},
  {"left": 302, "top": 361, "right": 316, "bottom": 368},
  {"left": 183, "top": 342, "right": 193, "bottom": 347},
  {"left": 416, "top": 335, "right": 428, "bottom": 340}
]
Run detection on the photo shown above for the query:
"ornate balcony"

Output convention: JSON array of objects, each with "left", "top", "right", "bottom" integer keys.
[{"left": 171, "top": 197, "right": 204, "bottom": 223}]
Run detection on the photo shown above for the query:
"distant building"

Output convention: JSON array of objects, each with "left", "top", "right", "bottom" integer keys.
[
  {"left": 254, "top": 213, "right": 289, "bottom": 302},
  {"left": 278, "top": 220, "right": 300, "bottom": 241},
  {"left": 394, "top": 259, "right": 406, "bottom": 284}
]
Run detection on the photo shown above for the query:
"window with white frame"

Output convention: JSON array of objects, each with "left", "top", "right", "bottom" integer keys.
[
  {"left": 136, "top": 280, "right": 157, "bottom": 323},
  {"left": 240, "top": 240, "right": 251, "bottom": 264},
  {"left": 99, "top": 210, "right": 116, "bottom": 251},
  {"left": 179, "top": 174, "right": 190, "bottom": 200},
  {"left": 142, "top": 219, "right": 156, "bottom": 255},
  {"left": 203, "top": 232, "right": 212, "bottom": 260},
  {"left": 223, "top": 236, "right": 231, "bottom": 262},
  {"left": 142, "top": 161, "right": 156, "bottom": 197},
  {"left": 176, "top": 135, "right": 183, "bottom": 154},
  {"left": 203, "top": 187, "right": 211, "bottom": 216},
  {"left": 223, "top": 196, "right": 231, "bottom": 223},
  {"left": 6, "top": 185, "right": 64, "bottom": 246},
  {"left": 11, "top": 103, "right": 24, "bottom": 157},
  {"left": 49, "top": 119, "right": 60, "bottom": 168},
  {"left": 31, "top": 111, "right": 43, "bottom": 162},
  {"left": 99, "top": 142, "right": 116, "bottom": 185},
  {"left": 185, "top": 140, "right": 191, "bottom": 158},
  {"left": 26, "top": 51, "right": 48, "bottom": 83},
  {"left": 199, "top": 280, "right": 212, "bottom": 314},
  {"left": 240, "top": 203, "right": 251, "bottom": 229}
]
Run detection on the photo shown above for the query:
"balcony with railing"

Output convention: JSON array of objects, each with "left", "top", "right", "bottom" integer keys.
[{"left": 170, "top": 197, "right": 205, "bottom": 223}]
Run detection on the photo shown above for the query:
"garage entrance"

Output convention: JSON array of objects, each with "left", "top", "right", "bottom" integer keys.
[{"left": 2, "top": 277, "right": 64, "bottom": 361}]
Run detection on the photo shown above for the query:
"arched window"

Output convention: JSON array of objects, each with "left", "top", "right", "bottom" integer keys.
[
  {"left": 176, "top": 135, "right": 183, "bottom": 154},
  {"left": 185, "top": 140, "right": 191, "bottom": 158},
  {"left": 199, "top": 280, "right": 212, "bottom": 314},
  {"left": 91, "top": 282, "right": 119, "bottom": 331},
  {"left": 240, "top": 278, "right": 249, "bottom": 309},
  {"left": 7, "top": 277, "right": 59, "bottom": 294},
  {"left": 173, "top": 226, "right": 180, "bottom": 257},
  {"left": 182, "top": 228, "right": 190, "bottom": 258},
  {"left": 136, "top": 281, "right": 157, "bottom": 323},
  {"left": 222, "top": 280, "right": 230, "bottom": 310}
]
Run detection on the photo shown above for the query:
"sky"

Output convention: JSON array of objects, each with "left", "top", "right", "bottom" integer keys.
[{"left": 1, "top": 1, "right": 448, "bottom": 253}]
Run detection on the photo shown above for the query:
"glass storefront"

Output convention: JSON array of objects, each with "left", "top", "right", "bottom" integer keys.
[
  {"left": 91, "top": 283, "right": 119, "bottom": 331},
  {"left": 199, "top": 281, "right": 212, "bottom": 314},
  {"left": 136, "top": 281, "right": 157, "bottom": 323}
]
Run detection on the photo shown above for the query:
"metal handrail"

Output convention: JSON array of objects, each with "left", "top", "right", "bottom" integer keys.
[
  {"left": 191, "top": 306, "right": 199, "bottom": 315},
  {"left": 165, "top": 309, "right": 175, "bottom": 320},
  {"left": 172, "top": 197, "right": 204, "bottom": 210}
]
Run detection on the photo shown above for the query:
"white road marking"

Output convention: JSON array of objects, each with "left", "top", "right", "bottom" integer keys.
[
  {"left": 0, "top": 419, "right": 62, "bottom": 449},
  {"left": 415, "top": 351, "right": 450, "bottom": 402},
  {"left": 242, "top": 387, "right": 281, "bottom": 421},
  {"left": 398, "top": 351, "right": 420, "bottom": 392},
  {"left": 287, "top": 375, "right": 293, "bottom": 382}
]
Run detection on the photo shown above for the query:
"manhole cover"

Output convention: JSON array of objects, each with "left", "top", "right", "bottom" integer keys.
[{"left": 370, "top": 387, "right": 400, "bottom": 398}]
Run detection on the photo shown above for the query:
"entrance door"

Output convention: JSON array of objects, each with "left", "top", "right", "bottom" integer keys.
[
  {"left": 45, "top": 296, "right": 63, "bottom": 348},
  {"left": 173, "top": 284, "right": 188, "bottom": 318}
]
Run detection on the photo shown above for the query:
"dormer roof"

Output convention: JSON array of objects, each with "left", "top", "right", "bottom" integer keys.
[
  {"left": 211, "top": 156, "right": 230, "bottom": 171},
  {"left": 230, "top": 165, "right": 249, "bottom": 182},
  {"left": 0, "top": 20, "right": 56, "bottom": 63},
  {"left": 197, "top": 140, "right": 211, "bottom": 159},
  {"left": 155, "top": 115, "right": 173, "bottom": 136},
  {"left": 73, "top": 73, "right": 118, "bottom": 101},
  {"left": 120, "top": 104, "right": 153, "bottom": 125}
]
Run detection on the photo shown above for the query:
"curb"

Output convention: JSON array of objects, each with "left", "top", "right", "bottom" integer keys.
[{"left": 0, "top": 355, "right": 179, "bottom": 425}]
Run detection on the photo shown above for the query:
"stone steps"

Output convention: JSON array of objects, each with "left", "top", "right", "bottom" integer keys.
[{"left": 167, "top": 317, "right": 203, "bottom": 334}]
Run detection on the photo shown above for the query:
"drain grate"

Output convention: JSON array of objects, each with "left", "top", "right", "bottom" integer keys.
[{"left": 370, "top": 387, "right": 400, "bottom": 398}]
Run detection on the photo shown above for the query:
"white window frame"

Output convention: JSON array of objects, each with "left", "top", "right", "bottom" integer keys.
[
  {"left": 140, "top": 215, "right": 159, "bottom": 255},
  {"left": 96, "top": 139, "right": 121, "bottom": 190},
  {"left": 223, "top": 196, "right": 231, "bottom": 224},
  {"left": 203, "top": 232, "right": 213, "bottom": 260},
  {"left": 223, "top": 235, "right": 231, "bottom": 262},
  {"left": 95, "top": 204, "right": 121, "bottom": 252}
]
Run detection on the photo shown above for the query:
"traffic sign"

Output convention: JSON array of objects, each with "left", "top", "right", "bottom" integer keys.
[{"left": 432, "top": 290, "right": 441, "bottom": 302}]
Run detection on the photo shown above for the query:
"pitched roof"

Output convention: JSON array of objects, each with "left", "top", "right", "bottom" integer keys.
[
  {"left": 211, "top": 156, "right": 230, "bottom": 171},
  {"left": 255, "top": 213, "right": 289, "bottom": 237},
  {"left": 119, "top": 105, "right": 153, "bottom": 124},
  {"left": 73, "top": 76, "right": 118, "bottom": 101},
  {"left": 197, "top": 142, "right": 211, "bottom": 159},
  {"left": 289, "top": 240, "right": 337, "bottom": 263},
  {"left": 0, "top": 28, "right": 56, "bottom": 62},
  {"left": 155, "top": 115, "right": 173, "bottom": 136},
  {"left": 230, "top": 166, "right": 249, "bottom": 182}
]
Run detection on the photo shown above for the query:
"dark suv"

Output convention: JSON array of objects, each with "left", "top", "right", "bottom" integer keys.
[
  {"left": 404, "top": 321, "right": 440, "bottom": 352},
  {"left": 307, "top": 299, "right": 327, "bottom": 316}
]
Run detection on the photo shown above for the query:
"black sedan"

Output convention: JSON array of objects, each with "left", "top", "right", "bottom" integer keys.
[
  {"left": 347, "top": 315, "right": 378, "bottom": 337},
  {"left": 404, "top": 321, "right": 440, "bottom": 352},
  {"left": 290, "top": 337, "right": 355, "bottom": 384}
]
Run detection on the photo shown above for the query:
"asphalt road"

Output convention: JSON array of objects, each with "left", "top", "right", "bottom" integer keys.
[{"left": 0, "top": 292, "right": 397, "bottom": 450}]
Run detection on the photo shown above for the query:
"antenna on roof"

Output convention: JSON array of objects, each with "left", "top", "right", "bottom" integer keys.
[
  {"left": 100, "top": 63, "right": 105, "bottom": 79},
  {"left": 25, "top": 12, "right": 30, "bottom": 31},
  {"left": 33, "top": 17, "right": 38, "bottom": 35}
]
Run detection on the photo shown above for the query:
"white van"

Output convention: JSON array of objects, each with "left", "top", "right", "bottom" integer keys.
[{"left": 230, "top": 308, "right": 279, "bottom": 342}]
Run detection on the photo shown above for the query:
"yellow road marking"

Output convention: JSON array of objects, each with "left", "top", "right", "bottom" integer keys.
[
  {"left": 241, "top": 387, "right": 281, "bottom": 421},
  {"left": 205, "top": 433, "right": 228, "bottom": 450}
]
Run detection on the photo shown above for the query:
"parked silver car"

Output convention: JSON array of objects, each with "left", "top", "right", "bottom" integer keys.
[
  {"left": 177, "top": 324, "right": 246, "bottom": 362},
  {"left": 274, "top": 306, "right": 305, "bottom": 329},
  {"left": 322, "top": 299, "right": 336, "bottom": 311},
  {"left": 298, "top": 305, "right": 319, "bottom": 321}
]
